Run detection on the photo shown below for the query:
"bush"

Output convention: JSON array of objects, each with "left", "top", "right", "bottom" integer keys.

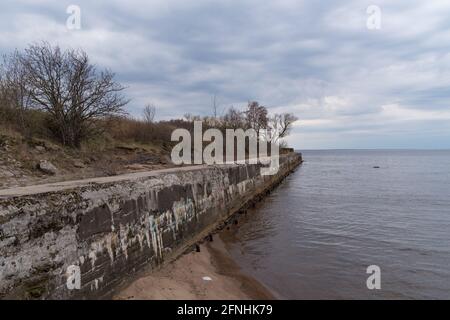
[{"left": 105, "top": 116, "right": 176, "bottom": 146}]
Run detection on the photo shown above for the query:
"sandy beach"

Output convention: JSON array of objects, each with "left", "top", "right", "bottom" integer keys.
[{"left": 114, "top": 233, "right": 274, "bottom": 300}]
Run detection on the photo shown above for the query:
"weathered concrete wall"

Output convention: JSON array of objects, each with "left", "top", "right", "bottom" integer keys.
[{"left": 0, "top": 153, "right": 301, "bottom": 299}]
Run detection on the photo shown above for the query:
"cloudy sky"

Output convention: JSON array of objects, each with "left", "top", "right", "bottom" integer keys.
[{"left": 1, "top": 0, "right": 450, "bottom": 149}]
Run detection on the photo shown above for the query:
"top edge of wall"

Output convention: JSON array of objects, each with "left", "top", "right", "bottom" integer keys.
[{"left": 0, "top": 154, "right": 299, "bottom": 198}]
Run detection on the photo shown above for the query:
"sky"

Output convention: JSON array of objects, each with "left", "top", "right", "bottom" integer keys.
[{"left": 1, "top": 0, "right": 450, "bottom": 149}]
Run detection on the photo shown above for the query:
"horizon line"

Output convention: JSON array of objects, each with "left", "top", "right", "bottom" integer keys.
[{"left": 296, "top": 148, "right": 450, "bottom": 151}]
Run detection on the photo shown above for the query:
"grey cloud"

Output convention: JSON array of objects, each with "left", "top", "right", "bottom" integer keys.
[{"left": 1, "top": 1, "right": 450, "bottom": 148}]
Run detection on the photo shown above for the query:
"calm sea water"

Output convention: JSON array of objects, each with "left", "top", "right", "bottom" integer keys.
[{"left": 226, "top": 150, "right": 450, "bottom": 299}]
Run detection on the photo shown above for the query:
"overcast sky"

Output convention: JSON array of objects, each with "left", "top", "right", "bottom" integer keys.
[{"left": 1, "top": 1, "right": 450, "bottom": 149}]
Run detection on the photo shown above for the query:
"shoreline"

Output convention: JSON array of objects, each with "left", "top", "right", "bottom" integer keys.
[
  {"left": 1, "top": 153, "right": 301, "bottom": 299},
  {"left": 113, "top": 157, "right": 301, "bottom": 301},
  {"left": 114, "top": 232, "right": 275, "bottom": 300}
]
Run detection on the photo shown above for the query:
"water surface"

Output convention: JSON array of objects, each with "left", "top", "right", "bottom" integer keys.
[{"left": 227, "top": 150, "right": 450, "bottom": 299}]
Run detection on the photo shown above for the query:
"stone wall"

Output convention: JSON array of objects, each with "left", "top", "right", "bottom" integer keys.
[{"left": 0, "top": 153, "right": 301, "bottom": 299}]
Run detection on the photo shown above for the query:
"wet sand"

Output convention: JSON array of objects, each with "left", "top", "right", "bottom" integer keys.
[{"left": 114, "top": 234, "right": 274, "bottom": 300}]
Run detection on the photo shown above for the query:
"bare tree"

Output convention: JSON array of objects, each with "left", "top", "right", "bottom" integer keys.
[
  {"left": 143, "top": 103, "right": 156, "bottom": 124},
  {"left": 212, "top": 94, "right": 218, "bottom": 119},
  {"left": 244, "top": 101, "right": 268, "bottom": 138},
  {"left": 0, "top": 50, "right": 30, "bottom": 133},
  {"left": 18, "top": 43, "right": 128, "bottom": 147},
  {"left": 184, "top": 113, "right": 201, "bottom": 122},
  {"left": 209, "top": 94, "right": 224, "bottom": 126},
  {"left": 223, "top": 106, "right": 245, "bottom": 129},
  {"left": 266, "top": 113, "right": 298, "bottom": 144}
]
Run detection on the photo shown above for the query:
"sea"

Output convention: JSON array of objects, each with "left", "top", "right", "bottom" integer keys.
[{"left": 226, "top": 150, "right": 450, "bottom": 299}]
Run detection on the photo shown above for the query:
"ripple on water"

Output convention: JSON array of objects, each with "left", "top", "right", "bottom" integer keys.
[{"left": 227, "top": 150, "right": 450, "bottom": 299}]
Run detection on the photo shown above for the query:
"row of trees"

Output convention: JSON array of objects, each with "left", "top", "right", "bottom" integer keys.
[
  {"left": 1, "top": 43, "right": 298, "bottom": 149},
  {"left": 185, "top": 101, "right": 298, "bottom": 146}
]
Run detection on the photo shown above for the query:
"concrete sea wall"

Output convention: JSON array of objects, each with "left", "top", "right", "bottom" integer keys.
[{"left": 0, "top": 153, "right": 302, "bottom": 299}]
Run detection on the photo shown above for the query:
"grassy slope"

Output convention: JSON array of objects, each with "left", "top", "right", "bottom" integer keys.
[{"left": 0, "top": 130, "right": 173, "bottom": 189}]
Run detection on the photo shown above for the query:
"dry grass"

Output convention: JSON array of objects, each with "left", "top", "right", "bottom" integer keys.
[
  {"left": 105, "top": 116, "right": 176, "bottom": 146},
  {"left": 0, "top": 109, "right": 180, "bottom": 188}
]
